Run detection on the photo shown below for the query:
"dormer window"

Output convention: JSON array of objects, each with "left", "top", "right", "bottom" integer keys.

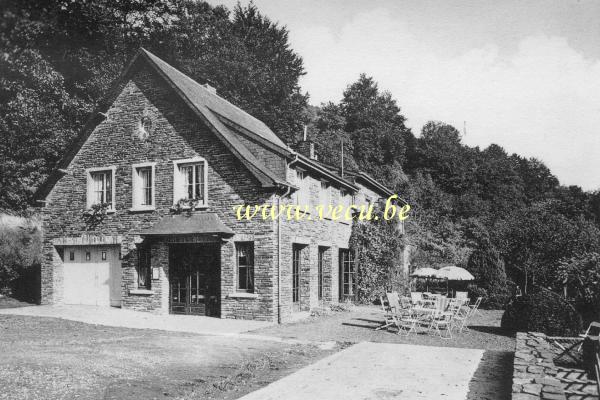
[
  {"left": 86, "top": 166, "right": 116, "bottom": 211},
  {"left": 173, "top": 157, "right": 208, "bottom": 207}
]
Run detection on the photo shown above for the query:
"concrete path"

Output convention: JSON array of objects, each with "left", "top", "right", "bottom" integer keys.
[
  {"left": 239, "top": 342, "right": 485, "bottom": 400},
  {"left": 0, "top": 305, "right": 273, "bottom": 335}
]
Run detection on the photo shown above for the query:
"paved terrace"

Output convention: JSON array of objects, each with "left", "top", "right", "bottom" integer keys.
[{"left": 0, "top": 305, "right": 273, "bottom": 335}]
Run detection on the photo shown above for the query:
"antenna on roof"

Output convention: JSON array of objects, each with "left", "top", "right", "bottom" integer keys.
[{"left": 341, "top": 136, "right": 344, "bottom": 178}]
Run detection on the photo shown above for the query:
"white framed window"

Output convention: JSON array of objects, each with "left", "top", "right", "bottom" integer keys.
[
  {"left": 173, "top": 157, "right": 208, "bottom": 207},
  {"left": 86, "top": 166, "right": 116, "bottom": 211},
  {"left": 293, "top": 169, "right": 310, "bottom": 206},
  {"left": 131, "top": 162, "right": 156, "bottom": 210},
  {"left": 319, "top": 180, "right": 331, "bottom": 207}
]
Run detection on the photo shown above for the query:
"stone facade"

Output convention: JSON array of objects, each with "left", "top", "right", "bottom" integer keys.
[
  {"left": 512, "top": 332, "right": 567, "bottom": 400},
  {"left": 39, "top": 52, "right": 402, "bottom": 323}
]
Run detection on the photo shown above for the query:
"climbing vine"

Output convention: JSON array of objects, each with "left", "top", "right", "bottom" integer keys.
[{"left": 349, "top": 207, "right": 407, "bottom": 303}]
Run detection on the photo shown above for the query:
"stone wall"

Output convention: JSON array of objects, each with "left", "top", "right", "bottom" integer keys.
[
  {"left": 41, "top": 64, "right": 276, "bottom": 319},
  {"left": 512, "top": 332, "right": 566, "bottom": 400}
]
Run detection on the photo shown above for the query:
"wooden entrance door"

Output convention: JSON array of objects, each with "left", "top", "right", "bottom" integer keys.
[
  {"left": 292, "top": 244, "right": 301, "bottom": 312},
  {"left": 339, "top": 249, "right": 357, "bottom": 302},
  {"left": 169, "top": 244, "right": 220, "bottom": 316}
]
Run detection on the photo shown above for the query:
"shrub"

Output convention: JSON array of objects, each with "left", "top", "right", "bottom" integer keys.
[
  {"left": 555, "top": 252, "right": 600, "bottom": 326},
  {"left": 501, "top": 289, "right": 583, "bottom": 336},
  {"left": 0, "top": 214, "right": 42, "bottom": 301},
  {"left": 466, "top": 244, "right": 510, "bottom": 308}
]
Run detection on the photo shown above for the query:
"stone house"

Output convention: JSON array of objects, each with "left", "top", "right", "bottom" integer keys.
[{"left": 35, "top": 48, "right": 405, "bottom": 322}]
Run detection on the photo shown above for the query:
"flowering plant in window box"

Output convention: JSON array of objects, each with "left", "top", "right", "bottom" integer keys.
[
  {"left": 169, "top": 198, "right": 200, "bottom": 216},
  {"left": 81, "top": 202, "right": 111, "bottom": 230}
]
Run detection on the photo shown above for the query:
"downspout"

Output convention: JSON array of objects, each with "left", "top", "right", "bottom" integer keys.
[
  {"left": 275, "top": 154, "right": 296, "bottom": 324},
  {"left": 277, "top": 183, "right": 292, "bottom": 324}
]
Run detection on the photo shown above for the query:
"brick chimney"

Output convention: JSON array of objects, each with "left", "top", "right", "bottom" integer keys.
[
  {"left": 296, "top": 140, "right": 317, "bottom": 160},
  {"left": 295, "top": 125, "right": 318, "bottom": 160}
]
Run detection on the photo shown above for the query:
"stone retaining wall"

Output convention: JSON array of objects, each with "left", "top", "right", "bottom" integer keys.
[{"left": 512, "top": 332, "right": 566, "bottom": 400}]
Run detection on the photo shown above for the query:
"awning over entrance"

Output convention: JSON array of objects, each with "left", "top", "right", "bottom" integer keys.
[{"left": 138, "top": 213, "right": 234, "bottom": 237}]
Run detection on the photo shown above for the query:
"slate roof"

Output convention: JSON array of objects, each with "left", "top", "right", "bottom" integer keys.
[
  {"left": 140, "top": 49, "right": 289, "bottom": 152},
  {"left": 138, "top": 213, "right": 234, "bottom": 236},
  {"left": 138, "top": 49, "right": 290, "bottom": 188}
]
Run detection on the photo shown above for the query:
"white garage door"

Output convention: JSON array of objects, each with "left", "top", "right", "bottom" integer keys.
[{"left": 63, "top": 246, "right": 121, "bottom": 307}]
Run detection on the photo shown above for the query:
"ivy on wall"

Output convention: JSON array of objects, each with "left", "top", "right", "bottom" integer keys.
[{"left": 349, "top": 209, "right": 406, "bottom": 303}]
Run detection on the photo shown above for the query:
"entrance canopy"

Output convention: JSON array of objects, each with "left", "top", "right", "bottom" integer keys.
[{"left": 138, "top": 213, "right": 234, "bottom": 237}]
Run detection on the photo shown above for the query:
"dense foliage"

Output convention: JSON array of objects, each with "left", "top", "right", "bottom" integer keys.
[
  {"left": 555, "top": 253, "right": 600, "bottom": 324},
  {"left": 0, "top": 216, "right": 42, "bottom": 300},
  {"left": 466, "top": 244, "right": 510, "bottom": 309},
  {"left": 501, "top": 290, "right": 583, "bottom": 336}
]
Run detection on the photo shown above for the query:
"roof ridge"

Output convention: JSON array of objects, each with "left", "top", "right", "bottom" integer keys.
[{"left": 140, "top": 49, "right": 285, "bottom": 147}]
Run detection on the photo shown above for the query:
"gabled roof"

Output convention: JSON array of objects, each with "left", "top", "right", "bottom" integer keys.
[
  {"left": 140, "top": 49, "right": 290, "bottom": 153},
  {"left": 35, "top": 48, "right": 293, "bottom": 201}
]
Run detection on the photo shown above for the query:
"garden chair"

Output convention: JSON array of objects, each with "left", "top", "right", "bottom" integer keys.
[
  {"left": 455, "top": 291, "right": 468, "bottom": 301},
  {"left": 387, "top": 292, "right": 420, "bottom": 336},
  {"left": 469, "top": 297, "right": 482, "bottom": 316},
  {"left": 451, "top": 304, "right": 472, "bottom": 333},
  {"left": 410, "top": 292, "right": 423, "bottom": 306},
  {"left": 376, "top": 295, "right": 396, "bottom": 331},
  {"left": 577, "top": 321, "right": 600, "bottom": 351},
  {"left": 428, "top": 297, "right": 453, "bottom": 339}
]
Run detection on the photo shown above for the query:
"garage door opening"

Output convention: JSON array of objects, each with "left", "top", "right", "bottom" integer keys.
[{"left": 62, "top": 246, "right": 121, "bottom": 307}]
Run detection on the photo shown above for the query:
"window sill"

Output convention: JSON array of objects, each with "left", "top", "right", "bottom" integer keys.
[
  {"left": 129, "top": 207, "right": 156, "bottom": 213},
  {"left": 227, "top": 292, "right": 259, "bottom": 299},
  {"left": 86, "top": 208, "right": 116, "bottom": 214},
  {"left": 129, "top": 289, "right": 154, "bottom": 295},
  {"left": 172, "top": 204, "right": 209, "bottom": 210}
]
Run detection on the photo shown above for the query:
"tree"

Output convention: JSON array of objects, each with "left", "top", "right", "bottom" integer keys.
[
  {"left": 466, "top": 242, "right": 510, "bottom": 308},
  {"left": 340, "top": 74, "right": 414, "bottom": 188},
  {"left": 556, "top": 252, "right": 600, "bottom": 324},
  {"left": 308, "top": 103, "right": 358, "bottom": 171}
]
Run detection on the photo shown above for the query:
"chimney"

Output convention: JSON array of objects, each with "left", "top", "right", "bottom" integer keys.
[
  {"left": 295, "top": 124, "right": 318, "bottom": 160},
  {"left": 296, "top": 140, "right": 317, "bottom": 160}
]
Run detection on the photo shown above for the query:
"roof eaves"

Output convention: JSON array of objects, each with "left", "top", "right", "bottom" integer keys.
[
  {"left": 211, "top": 110, "right": 293, "bottom": 158},
  {"left": 356, "top": 172, "right": 394, "bottom": 198},
  {"left": 292, "top": 154, "right": 359, "bottom": 192}
]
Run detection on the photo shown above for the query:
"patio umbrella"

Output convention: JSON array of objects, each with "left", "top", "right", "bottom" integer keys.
[
  {"left": 410, "top": 267, "right": 438, "bottom": 291},
  {"left": 434, "top": 266, "right": 474, "bottom": 295},
  {"left": 434, "top": 266, "right": 475, "bottom": 281}
]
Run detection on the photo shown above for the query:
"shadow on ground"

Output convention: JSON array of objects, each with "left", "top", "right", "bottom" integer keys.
[
  {"left": 466, "top": 350, "right": 514, "bottom": 400},
  {"left": 468, "top": 325, "right": 514, "bottom": 338}
]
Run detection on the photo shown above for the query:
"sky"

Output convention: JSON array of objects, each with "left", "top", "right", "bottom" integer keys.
[{"left": 207, "top": 0, "right": 600, "bottom": 190}]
